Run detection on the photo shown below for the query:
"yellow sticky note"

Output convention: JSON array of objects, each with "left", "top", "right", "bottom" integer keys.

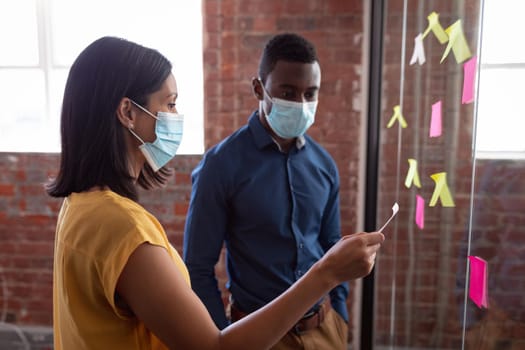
[
  {"left": 429, "top": 172, "right": 455, "bottom": 207},
  {"left": 404, "top": 159, "right": 421, "bottom": 188},
  {"left": 422, "top": 12, "right": 449, "bottom": 44},
  {"left": 440, "top": 20, "right": 472, "bottom": 64},
  {"left": 386, "top": 105, "right": 408, "bottom": 129}
]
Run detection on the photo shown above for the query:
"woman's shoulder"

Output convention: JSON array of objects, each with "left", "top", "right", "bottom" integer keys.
[
  {"left": 63, "top": 190, "right": 167, "bottom": 258},
  {"left": 69, "top": 190, "right": 160, "bottom": 233}
]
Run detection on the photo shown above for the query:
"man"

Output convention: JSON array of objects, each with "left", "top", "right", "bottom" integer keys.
[{"left": 183, "top": 33, "right": 349, "bottom": 349}]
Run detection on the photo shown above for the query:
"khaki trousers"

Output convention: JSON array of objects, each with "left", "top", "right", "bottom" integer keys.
[{"left": 270, "top": 308, "right": 348, "bottom": 350}]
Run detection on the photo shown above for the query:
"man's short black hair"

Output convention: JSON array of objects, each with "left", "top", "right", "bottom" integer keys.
[{"left": 258, "top": 33, "right": 319, "bottom": 83}]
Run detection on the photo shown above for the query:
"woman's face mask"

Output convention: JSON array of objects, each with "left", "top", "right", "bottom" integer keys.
[
  {"left": 128, "top": 99, "right": 184, "bottom": 172},
  {"left": 260, "top": 79, "right": 318, "bottom": 139}
]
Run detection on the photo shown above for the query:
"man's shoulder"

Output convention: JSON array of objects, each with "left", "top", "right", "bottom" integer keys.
[
  {"left": 197, "top": 123, "right": 253, "bottom": 175},
  {"left": 304, "top": 135, "right": 335, "bottom": 160},
  {"left": 208, "top": 124, "right": 251, "bottom": 156}
]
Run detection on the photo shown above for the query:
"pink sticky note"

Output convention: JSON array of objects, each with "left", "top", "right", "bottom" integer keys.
[
  {"left": 468, "top": 256, "right": 488, "bottom": 309},
  {"left": 415, "top": 195, "right": 424, "bottom": 229},
  {"left": 429, "top": 101, "right": 442, "bottom": 137},
  {"left": 462, "top": 56, "right": 477, "bottom": 104}
]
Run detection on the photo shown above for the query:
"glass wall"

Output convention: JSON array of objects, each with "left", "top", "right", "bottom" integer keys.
[{"left": 373, "top": 0, "right": 525, "bottom": 349}]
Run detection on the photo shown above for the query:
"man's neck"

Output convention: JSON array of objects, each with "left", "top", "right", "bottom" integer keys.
[{"left": 274, "top": 137, "right": 295, "bottom": 153}]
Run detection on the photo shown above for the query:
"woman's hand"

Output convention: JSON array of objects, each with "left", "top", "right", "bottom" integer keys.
[{"left": 314, "top": 232, "right": 385, "bottom": 289}]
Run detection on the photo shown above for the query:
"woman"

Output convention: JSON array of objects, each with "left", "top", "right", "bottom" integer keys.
[{"left": 47, "top": 36, "right": 384, "bottom": 350}]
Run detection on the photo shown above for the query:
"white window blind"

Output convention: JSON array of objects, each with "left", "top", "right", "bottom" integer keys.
[
  {"left": 0, "top": 0, "right": 204, "bottom": 154},
  {"left": 476, "top": 0, "right": 525, "bottom": 159}
]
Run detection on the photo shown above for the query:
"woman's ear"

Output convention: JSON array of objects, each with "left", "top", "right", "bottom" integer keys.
[
  {"left": 251, "top": 77, "right": 264, "bottom": 101},
  {"left": 116, "top": 97, "right": 136, "bottom": 129}
]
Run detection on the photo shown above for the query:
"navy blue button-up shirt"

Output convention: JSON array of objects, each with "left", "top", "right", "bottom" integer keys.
[{"left": 183, "top": 111, "right": 349, "bottom": 329}]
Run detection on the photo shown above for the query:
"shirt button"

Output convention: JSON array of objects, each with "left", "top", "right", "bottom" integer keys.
[
  {"left": 297, "top": 270, "right": 303, "bottom": 276},
  {"left": 299, "top": 243, "right": 304, "bottom": 249}
]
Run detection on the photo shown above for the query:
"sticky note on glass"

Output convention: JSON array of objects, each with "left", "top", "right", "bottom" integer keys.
[
  {"left": 415, "top": 195, "right": 425, "bottom": 229},
  {"left": 429, "top": 172, "right": 455, "bottom": 207},
  {"left": 440, "top": 20, "right": 472, "bottom": 64},
  {"left": 409, "top": 33, "right": 426, "bottom": 65},
  {"left": 387, "top": 105, "right": 408, "bottom": 129},
  {"left": 468, "top": 256, "right": 488, "bottom": 309},
  {"left": 462, "top": 56, "right": 477, "bottom": 104},
  {"left": 430, "top": 100, "right": 442, "bottom": 137},
  {"left": 404, "top": 158, "right": 421, "bottom": 188},
  {"left": 422, "top": 12, "right": 449, "bottom": 44}
]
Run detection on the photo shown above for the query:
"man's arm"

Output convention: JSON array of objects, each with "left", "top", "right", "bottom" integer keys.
[
  {"left": 183, "top": 157, "right": 230, "bottom": 329},
  {"left": 319, "top": 166, "right": 350, "bottom": 322}
]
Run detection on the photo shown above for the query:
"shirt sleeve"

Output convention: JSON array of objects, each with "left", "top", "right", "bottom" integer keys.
[
  {"left": 97, "top": 209, "right": 169, "bottom": 320},
  {"left": 183, "top": 155, "right": 230, "bottom": 329},
  {"left": 318, "top": 163, "right": 350, "bottom": 322}
]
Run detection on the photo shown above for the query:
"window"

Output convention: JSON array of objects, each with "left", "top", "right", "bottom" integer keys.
[
  {"left": 476, "top": 0, "right": 525, "bottom": 159},
  {"left": 0, "top": 0, "right": 204, "bottom": 154}
]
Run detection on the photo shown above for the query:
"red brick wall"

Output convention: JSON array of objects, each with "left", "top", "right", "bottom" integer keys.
[
  {"left": 0, "top": 154, "right": 59, "bottom": 325},
  {"left": 0, "top": 0, "right": 366, "bottom": 343},
  {"left": 0, "top": 153, "right": 201, "bottom": 326}
]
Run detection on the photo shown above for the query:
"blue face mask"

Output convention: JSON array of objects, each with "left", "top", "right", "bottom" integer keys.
[
  {"left": 260, "top": 80, "right": 318, "bottom": 139},
  {"left": 128, "top": 100, "right": 184, "bottom": 172}
]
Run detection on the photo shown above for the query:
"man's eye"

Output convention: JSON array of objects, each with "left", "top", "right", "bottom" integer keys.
[
  {"left": 168, "top": 103, "right": 177, "bottom": 110},
  {"left": 305, "top": 89, "right": 319, "bottom": 100},
  {"left": 281, "top": 91, "right": 295, "bottom": 99}
]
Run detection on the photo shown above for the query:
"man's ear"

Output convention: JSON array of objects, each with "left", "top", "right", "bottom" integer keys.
[
  {"left": 251, "top": 77, "right": 264, "bottom": 101},
  {"left": 116, "top": 97, "right": 136, "bottom": 129}
]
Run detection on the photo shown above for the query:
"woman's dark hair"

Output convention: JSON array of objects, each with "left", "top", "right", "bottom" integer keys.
[
  {"left": 258, "top": 33, "right": 319, "bottom": 83},
  {"left": 46, "top": 36, "right": 173, "bottom": 201}
]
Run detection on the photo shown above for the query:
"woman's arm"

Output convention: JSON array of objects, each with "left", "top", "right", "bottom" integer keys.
[{"left": 116, "top": 231, "right": 384, "bottom": 350}]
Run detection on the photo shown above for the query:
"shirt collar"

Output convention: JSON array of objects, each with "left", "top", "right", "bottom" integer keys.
[{"left": 248, "top": 111, "right": 306, "bottom": 151}]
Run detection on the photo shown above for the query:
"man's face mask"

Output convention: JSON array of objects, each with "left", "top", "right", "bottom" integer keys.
[
  {"left": 128, "top": 99, "right": 184, "bottom": 172},
  {"left": 259, "top": 79, "right": 318, "bottom": 139}
]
